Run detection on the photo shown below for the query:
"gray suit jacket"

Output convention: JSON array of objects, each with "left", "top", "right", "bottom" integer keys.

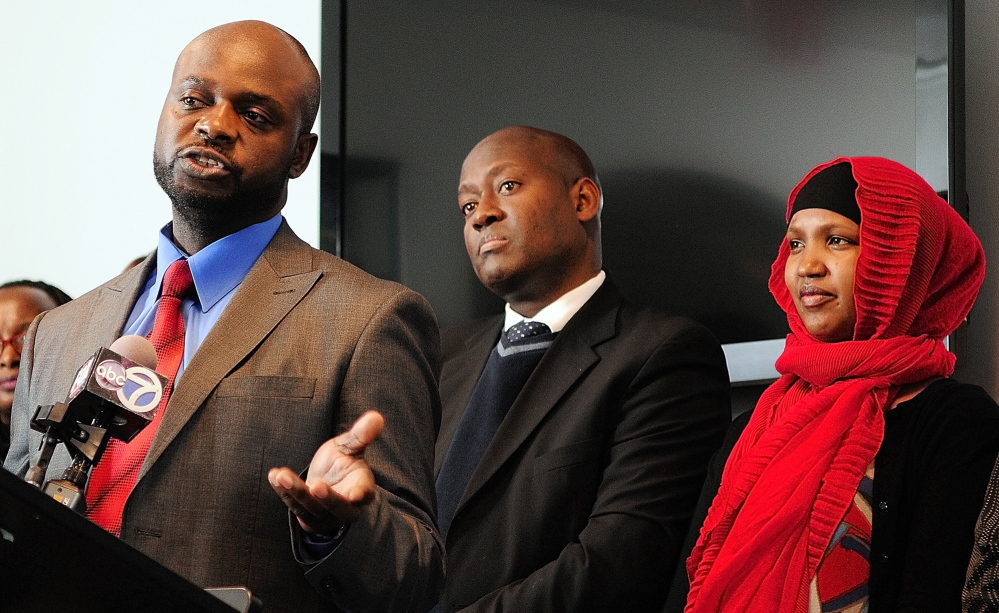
[
  {"left": 5, "top": 222, "right": 444, "bottom": 613},
  {"left": 435, "top": 279, "right": 730, "bottom": 612}
]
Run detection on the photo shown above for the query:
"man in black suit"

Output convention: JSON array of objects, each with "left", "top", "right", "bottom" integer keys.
[{"left": 434, "top": 125, "right": 731, "bottom": 611}]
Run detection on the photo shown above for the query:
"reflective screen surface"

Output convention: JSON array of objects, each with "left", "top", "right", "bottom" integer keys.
[{"left": 323, "top": 0, "right": 952, "bottom": 382}]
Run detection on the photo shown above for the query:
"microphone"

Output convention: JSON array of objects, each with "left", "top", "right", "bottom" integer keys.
[
  {"left": 25, "top": 335, "right": 167, "bottom": 513},
  {"left": 108, "top": 334, "right": 158, "bottom": 370}
]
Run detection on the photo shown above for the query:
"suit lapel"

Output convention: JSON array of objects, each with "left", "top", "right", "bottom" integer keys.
[
  {"left": 455, "top": 282, "right": 623, "bottom": 513},
  {"left": 435, "top": 318, "right": 502, "bottom": 474},
  {"left": 77, "top": 255, "right": 157, "bottom": 354},
  {"left": 141, "top": 223, "right": 321, "bottom": 475}
]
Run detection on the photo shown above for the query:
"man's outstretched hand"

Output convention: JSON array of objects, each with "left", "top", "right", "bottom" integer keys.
[{"left": 269, "top": 410, "right": 384, "bottom": 537}]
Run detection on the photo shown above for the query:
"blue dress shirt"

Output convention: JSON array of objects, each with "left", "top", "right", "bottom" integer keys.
[
  {"left": 123, "top": 213, "right": 347, "bottom": 557},
  {"left": 122, "top": 214, "right": 283, "bottom": 384}
]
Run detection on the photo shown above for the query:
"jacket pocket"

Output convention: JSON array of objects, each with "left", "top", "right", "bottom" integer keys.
[
  {"left": 213, "top": 375, "right": 316, "bottom": 399},
  {"left": 533, "top": 438, "right": 602, "bottom": 474}
]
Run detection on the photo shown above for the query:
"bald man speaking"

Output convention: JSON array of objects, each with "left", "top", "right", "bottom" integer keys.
[{"left": 5, "top": 21, "right": 442, "bottom": 612}]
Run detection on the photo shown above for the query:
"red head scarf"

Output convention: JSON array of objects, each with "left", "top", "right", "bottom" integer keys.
[{"left": 684, "top": 156, "right": 985, "bottom": 612}]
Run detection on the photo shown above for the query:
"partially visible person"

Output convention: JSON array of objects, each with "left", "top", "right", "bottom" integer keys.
[
  {"left": 963, "top": 454, "right": 999, "bottom": 611},
  {"left": 680, "top": 157, "right": 999, "bottom": 613},
  {"left": 0, "top": 280, "right": 71, "bottom": 461},
  {"left": 435, "top": 126, "right": 730, "bottom": 612},
  {"left": 0, "top": 280, "right": 72, "bottom": 309}
]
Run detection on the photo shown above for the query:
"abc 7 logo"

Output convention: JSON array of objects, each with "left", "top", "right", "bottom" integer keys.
[{"left": 95, "top": 360, "right": 163, "bottom": 413}]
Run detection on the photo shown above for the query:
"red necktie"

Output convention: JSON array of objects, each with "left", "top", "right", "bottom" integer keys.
[{"left": 86, "top": 259, "right": 193, "bottom": 536}]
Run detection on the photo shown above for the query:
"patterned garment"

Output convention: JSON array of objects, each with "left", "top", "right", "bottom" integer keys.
[
  {"left": 965, "top": 455, "right": 999, "bottom": 612},
  {"left": 810, "top": 464, "right": 874, "bottom": 613}
]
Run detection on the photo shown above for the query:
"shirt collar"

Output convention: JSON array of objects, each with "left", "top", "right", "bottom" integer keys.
[
  {"left": 154, "top": 215, "right": 283, "bottom": 312},
  {"left": 504, "top": 270, "right": 606, "bottom": 333}
]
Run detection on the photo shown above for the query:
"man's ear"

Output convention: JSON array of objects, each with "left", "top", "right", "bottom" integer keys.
[
  {"left": 288, "top": 132, "right": 319, "bottom": 179},
  {"left": 572, "top": 177, "right": 601, "bottom": 222}
]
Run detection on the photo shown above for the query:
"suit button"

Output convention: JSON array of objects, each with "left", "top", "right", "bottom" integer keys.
[
  {"left": 323, "top": 576, "right": 344, "bottom": 596},
  {"left": 878, "top": 501, "right": 888, "bottom": 510}
]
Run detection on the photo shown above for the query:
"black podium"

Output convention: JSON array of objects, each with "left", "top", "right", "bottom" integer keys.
[{"left": 0, "top": 468, "right": 258, "bottom": 612}]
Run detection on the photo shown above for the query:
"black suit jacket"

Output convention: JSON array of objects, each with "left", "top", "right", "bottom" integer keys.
[{"left": 435, "top": 279, "right": 730, "bottom": 612}]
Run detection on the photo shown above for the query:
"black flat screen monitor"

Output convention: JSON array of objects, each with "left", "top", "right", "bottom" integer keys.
[{"left": 323, "top": 0, "right": 962, "bottom": 383}]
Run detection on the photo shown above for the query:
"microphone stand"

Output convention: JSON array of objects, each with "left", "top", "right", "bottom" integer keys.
[{"left": 26, "top": 401, "right": 113, "bottom": 513}]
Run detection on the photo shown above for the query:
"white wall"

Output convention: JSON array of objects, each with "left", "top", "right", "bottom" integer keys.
[{"left": 1, "top": 2, "right": 321, "bottom": 299}]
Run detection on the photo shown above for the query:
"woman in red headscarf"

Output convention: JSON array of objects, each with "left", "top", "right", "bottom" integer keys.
[{"left": 682, "top": 157, "right": 999, "bottom": 612}]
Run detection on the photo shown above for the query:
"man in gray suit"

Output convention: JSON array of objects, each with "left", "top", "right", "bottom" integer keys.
[
  {"left": 434, "top": 126, "right": 730, "bottom": 611},
  {"left": 4, "top": 21, "right": 442, "bottom": 613}
]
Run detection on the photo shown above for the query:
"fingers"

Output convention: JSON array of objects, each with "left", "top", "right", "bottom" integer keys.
[
  {"left": 268, "top": 467, "right": 346, "bottom": 535},
  {"left": 268, "top": 411, "right": 384, "bottom": 534},
  {"left": 332, "top": 410, "right": 384, "bottom": 456},
  {"left": 268, "top": 466, "right": 311, "bottom": 518},
  {"left": 268, "top": 467, "right": 314, "bottom": 515},
  {"left": 308, "top": 478, "right": 368, "bottom": 524},
  {"left": 269, "top": 466, "right": 302, "bottom": 492},
  {"left": 317, "top": 459, "right": 378, "bottom": 506}
]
